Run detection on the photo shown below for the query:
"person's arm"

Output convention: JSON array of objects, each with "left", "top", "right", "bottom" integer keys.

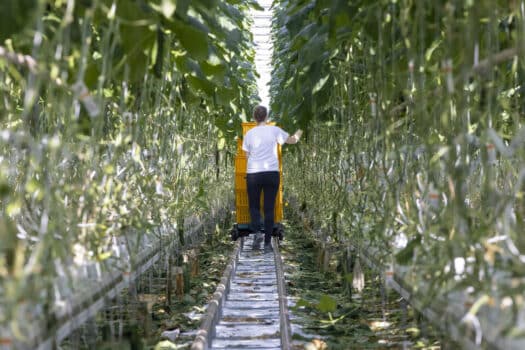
[{"left": 285, "top": 129, "right": 303, "bottom": 144}]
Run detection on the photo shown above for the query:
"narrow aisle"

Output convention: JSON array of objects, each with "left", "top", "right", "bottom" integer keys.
[{"left": 211, "top": 235, "right": 281, "bottom": 349}]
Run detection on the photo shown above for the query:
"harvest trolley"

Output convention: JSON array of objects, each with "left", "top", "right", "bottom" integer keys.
[{"left": 230, "top": 122, "right": 284, "bottom": 241}]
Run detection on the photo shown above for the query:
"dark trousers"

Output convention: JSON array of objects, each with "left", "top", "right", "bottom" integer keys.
[{"left": 246, "top": 171, "right": 280, "bottom": 244}]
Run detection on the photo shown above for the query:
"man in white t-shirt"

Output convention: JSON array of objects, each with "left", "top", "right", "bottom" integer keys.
[{"left": 242, "top": 105, "right": 302, "bottom": 252}]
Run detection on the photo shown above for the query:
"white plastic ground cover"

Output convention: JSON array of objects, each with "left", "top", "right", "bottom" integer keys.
[
  {"left": 357, "top": 243, "right": 525, "bottom": 350},
  {"left": 0, "top": 215, "right": 210, "bottom": 350}
]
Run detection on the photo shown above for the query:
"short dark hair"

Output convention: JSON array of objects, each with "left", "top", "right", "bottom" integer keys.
[{"left": 253, "top": 105, "right": 267, "bottom": 123}]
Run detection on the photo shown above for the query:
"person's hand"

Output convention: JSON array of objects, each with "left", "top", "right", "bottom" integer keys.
[{"left": 285, "top": 129, "right": 303, "bottom": 144}]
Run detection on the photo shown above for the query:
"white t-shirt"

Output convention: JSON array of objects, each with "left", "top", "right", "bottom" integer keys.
[{"left": 242, "top": 125, "right": 289, "bottom": 173}]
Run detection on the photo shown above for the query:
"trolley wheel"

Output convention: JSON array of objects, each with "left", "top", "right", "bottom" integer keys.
[
  {"left": 273, "top": 225, "right": 284, "bottom": 240},
  {"left": 230, "top": 225, "right": 239, "bottom": 241}
]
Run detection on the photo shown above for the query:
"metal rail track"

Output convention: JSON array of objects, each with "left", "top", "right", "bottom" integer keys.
[{"left": 192, "top": 234, "right": 291, "bottom": 350}]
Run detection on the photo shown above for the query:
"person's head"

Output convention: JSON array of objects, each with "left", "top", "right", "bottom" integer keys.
[{"left": 253, "top": 105, "right": 268, "bottom": 123}]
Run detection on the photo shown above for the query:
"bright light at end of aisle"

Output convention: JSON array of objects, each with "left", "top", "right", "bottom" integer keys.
[{"left": 251, "top": 0, "right": 273, "bottom": 108}]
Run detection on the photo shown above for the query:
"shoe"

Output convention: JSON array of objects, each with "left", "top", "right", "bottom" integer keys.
[
  {"left": 264, "top": 242, "right": 273, "bottom": 253},
  {"left": 252, "top": 232, "right": 263, "bottom": 250},
  {"left": 254, "top": 232, "right": 264, "bottom": 244}
]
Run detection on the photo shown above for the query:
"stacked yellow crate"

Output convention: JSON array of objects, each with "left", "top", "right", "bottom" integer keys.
[
  {"left": 234, "top": 140, "right": 250, "bottom": 223},
  {"left": 235, "top": 122, "right": 284, "bottom": 227}
]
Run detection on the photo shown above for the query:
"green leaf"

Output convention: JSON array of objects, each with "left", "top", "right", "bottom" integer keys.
[
  {"left": 174, "top": 0, "right": 190, "bottom": 18},
  {"left": 25, "top": 179, "right": 39, "bottom": 193},
  {"left": 0, "top": 0, "right": 38, "bottom": 41},
  {"left": 172, "top": 18, "right": 209, "bottom": 61},
  {"left": 154, "top": 340, "right": 178, "bottom": 350},
  {"left": 425, "top": 39, "right": 442, "bottom": 62},
  {"left": 296, "top": 298, "right": 312, "bottom": 308},
  {"left": 150, "top": 0, "right": 177, "bottom": 19},
  {"left": 312, "top": 74, "right": 330, "bottom": 95},
  {"left": 187, "top": 75, "right": 215, "bottom": 96},
  {"left": 216, "top": 87, "right": 236, "bottom": 106},
  {"left": 97, "top": 251, "right": 113, "bottom": 261},
  {"left": 317, "top": 294, "right": 337, "bottom": 313},
  {"left": 292, "top": 23, "right": 317, "bottom": 51},
  {"left": 201, "top": 55, "right": 227, "bottom": 79},
  {"left": 174, "top": 53, "right": 201, "bottom": 75},
  {"left": 225, "top": 28, "right": 243, "bottom": 49},
  {"left": 344, "top": 273, "right": 353, "bottom": 283},
  {"left": 117, "top": 1, "right": 157, "bottom": 81},
  {"left": 84, "top": 61, "right": 100, "bottom": 89},
  {"left": 217, "top": 137, "right": 226, "bottom": 150},
  {"left": 248, "top": 1, "right": 264, "bottom": 11},
  {"left": 7, "top": 199, "right": 22, "bottom": 216},
  {"left": 0, "top": 180, "right": 10, "bottom": 197},
  {"left": 299, "top": 32, "right": 329, "bottom": 67},
  {"left": 395, "top": 235, "right": 421, "bottom": 264}
]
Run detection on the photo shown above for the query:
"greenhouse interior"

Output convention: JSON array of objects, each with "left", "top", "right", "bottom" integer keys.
[{"left": 0, "top": 0, "right": 524, "bottom": 349}]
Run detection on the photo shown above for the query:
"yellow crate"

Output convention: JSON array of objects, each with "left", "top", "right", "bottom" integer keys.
[
  {"left": 235, "top": 156, "right": 247, "bottom": 173},
  {"left": 242, "top": 122, "right": 257, "bottom": 136},
  {"left": 236, "top": 205, "right": 251, "bottom": 224},
  {"left": 235, "top": 190, "right": 249, "bottom": 207},
  {"left": 274, "top": 198, "right": 283, "bottom": 223},
  {"left": 236, "top": 138, "right": 246, "bottom": 156},
  {"left": 235, "top": 173, "right": 247, "bottom": 190},
  {"left": 275, "top": 187, "right": 283, "bottom": 202}
]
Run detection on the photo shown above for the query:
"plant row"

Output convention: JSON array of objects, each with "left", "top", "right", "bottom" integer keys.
[
  {"left": 0, "top": 0, "right": 260, "bottom": 344},
  {"left": 272, "top": 0, "right": 525, "bottom": 344}
]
